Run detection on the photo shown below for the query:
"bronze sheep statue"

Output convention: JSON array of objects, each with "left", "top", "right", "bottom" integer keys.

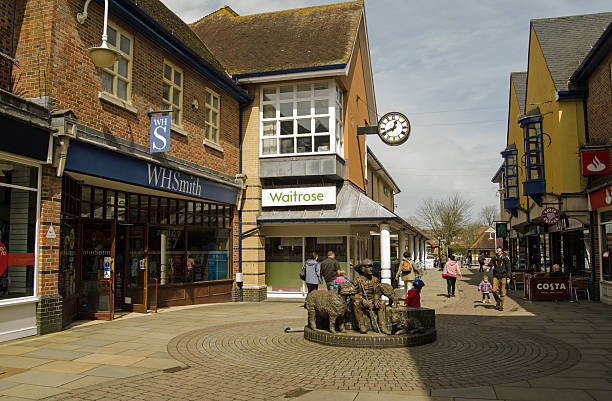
[{"left": 306, "top": 284, "right": 358, "bottom": 334}]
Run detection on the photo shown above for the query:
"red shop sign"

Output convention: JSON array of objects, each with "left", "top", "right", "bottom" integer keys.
[
  {"left": 589, "top": 186, "right": 612, "bottom": 210},
  {"left": 581, "top": 151, "right": 610, "bottom": 175},
  {"left": 528, "top": 276, "right": 570, "bottom": 300}
]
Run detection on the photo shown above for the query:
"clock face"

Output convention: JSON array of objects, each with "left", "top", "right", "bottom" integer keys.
[{"left": 377, "top": 112, "right": 411, "bottom": 146}]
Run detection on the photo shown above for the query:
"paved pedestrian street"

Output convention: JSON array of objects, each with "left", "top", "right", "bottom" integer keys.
[{"left": 1, "top": 268, "right": 611, "bottom": 401}]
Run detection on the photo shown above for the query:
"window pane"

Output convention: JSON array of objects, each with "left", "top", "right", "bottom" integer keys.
[
  {"left": 82, "top": 186, "right": 91, "bottom": 202},
  {"left": 172, "top": 107, "right": 180, "bottom": 124},
  {"left": 164, "top": 64, "right": 172, "bottom": 81},
  {"left": 280, "top": 138, "right": 294, "bottom": 154},
  {"left": 211, "top": 128, "right": 217, "bottom": 142},
  {"left": 107, "top": 26, "right": 117, "bottom": 47},
  {"left": 213, "top": 95, "right": 219, "bottom": 109},
  {"left": 117, "top": 80, "right": 127, "bottom": 100},
  {"left": 118, "top": 192, "right": 126, "bottom": 208},
  {"left": 205, "top": 125, "right": 210, "bottom": 139},
  {"left": 205, "top": 108, "right": 210, "bottom": 123},
  {"left": 263, "top": 88, "right": 276, "bottom": 101},
  {"left": 120, "top": 35, "right": 130, "bottom": 55},
  {"left": 262, "top": 138, "right": 277, "bottom": 155},
  {"left": 117, "top": 58, "right": 128, "bottom": 78},
  {"left": 102, "top": 72, "right": 113, "bottom": 93},
  {"left": 212, "top": 111, "right": 218, "bottom": 124},
  {"left": 507, "top": 166, "right": 516, "bottom": 176},
  {"left": 280, "top": 121, "right": 293, "bottom": 135},
  {"left": 94, "top": 188, "right": 104, "bottom": 204},
  {"left": 174, "top": 70, "right": 182, "bottom": 86},
  {"left": 315, "top": 135, "right": 330, "bottom": 152},
  {"left": 508, "top": 177, "right": 517, "bottom": 186},
  {"left": 297, "top": 137, "right": 312, "bottom": 153},
  {"left": 263, "top": 122, "right": 276, "bottom": 136},
  {"left": 314, "top": 82, "right": 328, "bottom": 97},
  {"left": 280, "top": 85, "right": 293, "bottom": 100},
  {"left": 297, "top": 101, "right": 310, "bottom": 116},
  {"left": 315, "top": 117, "right": 329, "bottom": 133},
  {"left": 315, "top": 99, "right": 328, "bottom": 115},
  {"left": 81, "top": 202, "right": 91, "bottom": 218},
  {"left": 297, "top": 119, "right": 311, "bottom": 134},
  {"left": 263, "top": 104, "right": 276, "bottom": 118},
  {"left": 279, "top": 102, "right": 293, "bottom": 117},
  {"left": 508, "top": 188, "right": 518, "bottom": 198},
  {"left": 163, "top": 83, "right": 170, "bottom": 101},
  {"left": 172, "top": 88, "right": 180, "bottom": 107},
  {"left": 297, "top": 84, "right": 310, "bottom": 98},
  {"left": 206, "top": 91, "right": 212, "bottom": 105}
]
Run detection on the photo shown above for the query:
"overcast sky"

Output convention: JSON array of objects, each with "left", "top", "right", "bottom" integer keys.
[{"left": 161, "top": 0, "right": 611, "bottom": 222}]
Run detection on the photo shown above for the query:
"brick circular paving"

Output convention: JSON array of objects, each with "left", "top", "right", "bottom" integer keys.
[{"left": 167, "top": 316, "right": 581, "bottom": 391}]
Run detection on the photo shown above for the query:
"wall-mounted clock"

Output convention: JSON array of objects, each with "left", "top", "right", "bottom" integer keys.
[{"left": 377, "top": 112, "right": 411, "bottom": 146}]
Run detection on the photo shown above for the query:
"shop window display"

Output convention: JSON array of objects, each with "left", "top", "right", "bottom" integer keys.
[{"left": 0, "top": 161, "right": 37, "bottom": 301}]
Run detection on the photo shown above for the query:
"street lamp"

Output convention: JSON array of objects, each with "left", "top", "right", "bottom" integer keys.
[{"left": 78, "top": 0, "right": 121, "bottom": 68}]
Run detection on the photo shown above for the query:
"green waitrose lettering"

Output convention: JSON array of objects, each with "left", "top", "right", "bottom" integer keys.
[{"left": 269, "top": 190, "right": 325, "bottom": 203}]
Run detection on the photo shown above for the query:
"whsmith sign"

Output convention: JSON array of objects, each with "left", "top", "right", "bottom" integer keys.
[
  {"left": 65, "top": 141, "right": 238, "bottom": 205},
  {"left": 262, "top": 186, "right": 336, "bottom": 207}
]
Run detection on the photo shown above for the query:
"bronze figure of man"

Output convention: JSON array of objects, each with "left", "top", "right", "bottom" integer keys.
[{"left": 352, "top": 259, "right": 390, "bottom": 334}]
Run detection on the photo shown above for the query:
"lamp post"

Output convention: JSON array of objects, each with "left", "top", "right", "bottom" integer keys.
[{"left": 78, "top": 0, "right": 121, "bottom": 68}]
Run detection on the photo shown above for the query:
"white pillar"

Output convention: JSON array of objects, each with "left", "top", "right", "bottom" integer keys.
[
  {"left": 408, "top": 234, "right": 414, "bottom": 260},
  {"left": 415, "top": 238, "right": 421, "bottom": 261},
  {"left": 380, "top": 223, "right": 391, "bottom": 285},
  {"left": 420, "top": 239, "right": 425, "bottom": 261},
  {"left": 398, "top": 231, "right": 407, "bottom": 287}
]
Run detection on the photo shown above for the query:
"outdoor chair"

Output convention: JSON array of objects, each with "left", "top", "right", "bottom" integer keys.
[
  {"left": 512, "top": 272, "right": 525, "bottom": 291},
  {"left": 572, "top": 278, "right": 590, "bottom": 302}
]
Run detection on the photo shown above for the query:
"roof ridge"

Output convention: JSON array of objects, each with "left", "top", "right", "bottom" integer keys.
[
  {"left": 192, "top": 5, "right": 239, "bottom": 25},
  {"left": 531, "top": 11, "right": 612, "bottom": 23},
  {"left": 225, "top": 0, "right": 362, "bottom": 21}
]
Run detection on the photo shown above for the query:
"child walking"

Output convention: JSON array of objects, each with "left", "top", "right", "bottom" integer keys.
[{"left": 478, "top": 275, "right": 493, "bottom": 303}]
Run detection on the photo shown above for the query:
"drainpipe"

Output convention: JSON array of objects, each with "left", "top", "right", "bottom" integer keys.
[{"left": 237, "top": 104, "right": 246, "bottom": 301}]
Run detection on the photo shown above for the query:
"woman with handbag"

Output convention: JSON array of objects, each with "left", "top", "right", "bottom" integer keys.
[
  {"left": 301, "top": 252, "right": 322, "bottom": 306},
  {"left": 444, "top": 254, "right": 462, "bottom": 297}
]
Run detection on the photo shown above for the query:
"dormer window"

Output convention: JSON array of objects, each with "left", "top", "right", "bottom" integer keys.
[{"left": 501, "top": 144, "right": 519, "bottom": 217}]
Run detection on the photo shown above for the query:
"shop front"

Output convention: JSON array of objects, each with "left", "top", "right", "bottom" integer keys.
[
  {"left": 60, "top": 139, "right": 238, "bottom": 323},
  {"left": 590, "top": 187, "right": 612, "bottom": 304}
]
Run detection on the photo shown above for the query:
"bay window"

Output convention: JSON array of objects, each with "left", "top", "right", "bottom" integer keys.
[{"left": 260, "top": 81, "right": 343, "bottom": 157}]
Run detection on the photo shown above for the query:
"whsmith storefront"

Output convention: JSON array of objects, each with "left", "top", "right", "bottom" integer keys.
[{"left": 58, "top": 130, "right": 241, "bottom": 324}]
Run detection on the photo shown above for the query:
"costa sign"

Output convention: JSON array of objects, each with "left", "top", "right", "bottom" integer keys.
[
  {"left": 527, "top": 276, "right": 570, "bottom": 300},
  {"left": 541, "top": 207, "right": 560, "bottom": 225},
  {"left": 581, "top": 150, "right": 610, "bottom": 175}
]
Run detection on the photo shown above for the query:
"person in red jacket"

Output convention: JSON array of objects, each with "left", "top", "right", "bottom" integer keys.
[{"left": 404, "top": 279, "right": 425, "bottom": 307}]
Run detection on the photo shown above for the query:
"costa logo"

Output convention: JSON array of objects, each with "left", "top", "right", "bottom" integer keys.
[{"left": 536, "top": 282, "right": 567, "bottom": 291}]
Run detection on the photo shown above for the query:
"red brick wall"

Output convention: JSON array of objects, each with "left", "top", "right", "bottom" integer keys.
[
  {"left": 13, "top": 0, "right": 240, "bottom": 177},
  {"left": 586, "top": 51, "right": 612, "bottom": 145},
  {"left": 0, "top": 0, "right": 15, "bottom": 91},
  {"left": 38, "top": 166, "right": 62, "bottom": 296}
]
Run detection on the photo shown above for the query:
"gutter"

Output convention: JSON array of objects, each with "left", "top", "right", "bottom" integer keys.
[{"left": 233, "top": 64, "right": 347, "bottom": 84}]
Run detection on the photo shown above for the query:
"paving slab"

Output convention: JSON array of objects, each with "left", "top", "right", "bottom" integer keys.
[
  {"left": 431, "top": 386, "right": 496, "bottom": 398},
  {"left": 0, "top": 357, "right": 50, "bottom": 370},
  {"left": 0, "top": 347, "right": 39, "bottom": 356},
  {"left": 354, "top": 393, "right": 451, "bottom": 401},
  {"left": 528, "top": 376, "right": 612, "bottom": 390},
  {"left": 2, "top": 371, "right": 83, "bottom": 387},
  {"left": 288, "top": 390, "right": 357, "bottom": 401},
  {"left": 82, "top": 365, "right": 154, "bottom": 378},
  {"left": 0, "top": 381, "right": 19, "bottom": 392},
  {"left": 130, "top": 358, "right": 183, "bottom": 370},
  {"left": 23, "top": 349, "right": 90, "bottom": 361},
  {"left": 587, "top": 390, "right": 612, "bottom": 401},
  {"left": 58, "top": 375, "right": 115, "bottom": 390},
  {"left": 494, "top": 386, "right": 594, "bottom": 401},
  {"left": 0, "top": 383, "right": 67, "bottom": 400},
  {"left": 31, "top": 361, "right": 98, "bottom": 374}
]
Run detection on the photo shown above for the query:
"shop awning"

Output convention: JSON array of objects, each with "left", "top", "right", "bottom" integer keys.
[{"left": 257, "top": 182, "right": 398, "bottom": 223}]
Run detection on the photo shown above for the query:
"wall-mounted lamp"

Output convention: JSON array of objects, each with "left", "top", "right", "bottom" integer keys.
[{"left": 78, "top": 0, "right": 121, "bottom": 68}]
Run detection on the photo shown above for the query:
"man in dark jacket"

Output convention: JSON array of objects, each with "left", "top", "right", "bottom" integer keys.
[
  {"left": 320, "top": 251, "right": 340, "bottom": 290},
  {"left": 488, "top": 247, "right": 511, "bottom": 311}
]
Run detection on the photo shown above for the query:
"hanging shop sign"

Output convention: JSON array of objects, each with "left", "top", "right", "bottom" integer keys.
[
  {"left": 496, "top": 222, "right": 508, "bottom": 238},
  {"left": 589, "top": 186, "right": 612, "bottom": 210},
  {"left": 581, "top": 150, "right": 610, "bottom": 175},
  {"left": 150, "top": 114, "right": 171, "bottom": 153},
  {"left": 262, "top": 186, "right": 336, "bottom": 207},
  {"left": 0, "top": 241, "right": 7, "bottom": 277},
  {"left": 541, "top": 207, "right": 561, "bottom": 225},
  {"left": 357, "top": 112, "right": 411, "bottom": 146}
]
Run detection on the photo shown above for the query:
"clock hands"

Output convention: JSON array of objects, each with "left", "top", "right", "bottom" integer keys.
[{"left": 381, "top": 120, "right": 398, "bottom": 135}]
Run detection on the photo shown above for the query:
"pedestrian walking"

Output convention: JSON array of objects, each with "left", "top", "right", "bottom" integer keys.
[
  {"left": 478, "top": 275, "right": 493, "bottom": 303},
  {"left": 320, "top": 250, "right": 340, "bottom": 290},
  {"left": 395, "top": 251, "right": 419, "bottom": 292},
  {"left": 444, "top": 254, "right": 462, "bottom": 297},
  {"left": 302, "top": 252, "right": 322, "bottom": 307},
  {"left": 488, "top": 247, "right": 511, "bottom": 311},
  {"left": 404, "top": 279, "right": 425, "bottom": 307},
  {"left": 466, "top": 252, "right": 472, "bottom": 269},
  {"left": 478, "top": 252, "right": 485, "bottom": 272}
]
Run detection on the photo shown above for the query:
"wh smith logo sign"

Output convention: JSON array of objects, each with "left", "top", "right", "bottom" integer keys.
[
  {"left": 150, "top": 115, "right": 170, "bottom": 153},
  {"left": 262, "top": 186, "right": 336, "bottom": 207},
  {"left": 147, "top": 164, "right": 202, "bottom": 197}
]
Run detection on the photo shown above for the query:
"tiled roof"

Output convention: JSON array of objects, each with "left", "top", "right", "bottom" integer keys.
[
  {"left": 510, "top": 72, "right": 527, "bottom": 114},
  {"left": 128, "top": 0, "right": 226, "bottom": 72},
  {"left": 190, "top": 1, "right": 363, "bottom": 76},
  {"left": 531, "top": 12, "right": 612, "bottom": 92}
]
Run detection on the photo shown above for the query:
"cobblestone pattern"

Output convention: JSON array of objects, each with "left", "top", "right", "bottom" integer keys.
[
  {"left": 304, "top": 325, "right": 437, "bottom": 348},
  {"left": 48, "top": 316, "right": 580, "bottom": 400}
]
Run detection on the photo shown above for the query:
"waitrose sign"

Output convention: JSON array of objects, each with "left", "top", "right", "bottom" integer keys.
[{"left": 262, "top": 186, "right": 336, "bottom": 207}]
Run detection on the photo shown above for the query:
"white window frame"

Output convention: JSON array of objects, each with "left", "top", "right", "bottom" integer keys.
[
  {"left": 0, "top": 153, "right": 41, "bottom": 307},
  {"left": 204, "top": 88, "right": 220, "bottom": 143},
  {"left": 335, "top": 85, "right": 344, "bottom": 157},
  {"left": 101, "top": 22, "right": 133, "bottom": 103},
  {"left": 259, "top": 80, "right": 342, "bottom": 158},
  {"left": 162, "top": 60, "right": 184, "bottom": 127}
]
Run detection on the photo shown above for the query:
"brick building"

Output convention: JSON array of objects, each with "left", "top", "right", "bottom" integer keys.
[
  {"left": 569, "top": 19, "right": 612, "bottom": 304},
  {"left": 1, "top": 0, "right": 251, "bottom": 341}
]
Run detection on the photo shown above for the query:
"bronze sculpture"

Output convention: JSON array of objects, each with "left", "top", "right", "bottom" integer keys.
[
  {"left": 306, "top": 283, "right": 357, "bottom": 334},
  {"left": 352, "top": 259, "right": 390, "bottom": 334}
]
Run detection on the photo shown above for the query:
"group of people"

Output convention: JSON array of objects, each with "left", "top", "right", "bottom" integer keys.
[{"left": 300, "top": 250, "right": 425, "bottom": 308}]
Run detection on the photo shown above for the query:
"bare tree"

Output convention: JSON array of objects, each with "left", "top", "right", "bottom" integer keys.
[
  {"left": 417, "top": 193, "right": 473, "bottom": 250},
  {"left": 479, "top": 205, "right": 499, "bottom": 227}
]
